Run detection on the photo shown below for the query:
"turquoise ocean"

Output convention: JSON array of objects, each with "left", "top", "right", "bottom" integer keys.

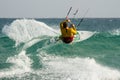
[{"left": 0, "top": 18, "right": 120, "bottom": 80}]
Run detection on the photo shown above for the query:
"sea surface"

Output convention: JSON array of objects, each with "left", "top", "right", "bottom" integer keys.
[{"left": 0, "top": 18, "right": 120, "bottom": 80}]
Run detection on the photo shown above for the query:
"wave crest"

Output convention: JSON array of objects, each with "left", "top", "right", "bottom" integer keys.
[{"left": 2, "top": 19, "right": 58, "bottom": 45}]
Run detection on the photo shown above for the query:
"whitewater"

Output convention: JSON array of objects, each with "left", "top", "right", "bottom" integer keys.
[{"left": 0, "top": 18, "right": 120, "bottom": 80}]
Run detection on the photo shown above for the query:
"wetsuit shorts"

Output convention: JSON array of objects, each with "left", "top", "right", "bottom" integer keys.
[{"left": 62, "top": 36, "right": 74, "bottom": 44}]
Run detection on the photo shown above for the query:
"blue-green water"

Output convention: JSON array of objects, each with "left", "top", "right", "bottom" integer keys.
[{"left": 0, "top": 18, "right": 120, "bottom": 80}]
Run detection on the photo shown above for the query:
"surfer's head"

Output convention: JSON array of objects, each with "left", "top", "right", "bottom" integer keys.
[{"left": 63, "top": 22, "right": 67, "bottom": 28}]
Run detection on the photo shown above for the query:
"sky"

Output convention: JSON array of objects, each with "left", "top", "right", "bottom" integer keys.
[{"left": 0, "top": 0, "right": 120, "bottom": 18}]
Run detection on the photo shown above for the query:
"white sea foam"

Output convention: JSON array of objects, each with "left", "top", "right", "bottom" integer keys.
[
  {"left": 36, "top": 53, "right": 120, "bottom": 80},
  {"left": 2, "top": 19, "right": 59, "bottom": 45},
  {"left": 0, "top": 50, "right": 32, "bottom": 78},
  {"left": 109, "top": 28, "right": 120, "bottom": 36},
  {"left": 0, "top": 51, "right": 120, "bottom": 80}
]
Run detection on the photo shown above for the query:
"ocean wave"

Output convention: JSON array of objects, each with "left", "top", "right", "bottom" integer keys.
[
  {"left": 1, "top": 18, "right": 120, "bottom": 80},
  {"left": 2, "top": 19, "right": 59, "bottom": 46}
]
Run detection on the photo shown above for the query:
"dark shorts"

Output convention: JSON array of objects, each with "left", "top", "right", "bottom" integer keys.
[{"left": 62, "top": 37, "right": 74, "bottom": 44}]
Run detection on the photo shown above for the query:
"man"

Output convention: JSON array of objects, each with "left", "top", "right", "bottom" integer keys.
[{"left": 60, "top": 19, "right": 77, "bottom": 44}]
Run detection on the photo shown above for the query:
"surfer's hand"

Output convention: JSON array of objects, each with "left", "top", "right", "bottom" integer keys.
[
  {"left": 66, "top": 19, "right": 71, "bottom": 22},
  {"left": 71, "top": 24, "right": 75, "bottom": 27}
]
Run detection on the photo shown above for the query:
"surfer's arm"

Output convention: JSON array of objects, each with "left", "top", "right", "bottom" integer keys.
[
  {"left": 71, "top": 24, "right": 77, "bottom": 31},
  {"left": 71, "top": 24, "right": 77, "bottom": 35},
  {"left": 60, "top": 22, "right": 64, "bottom": 28},
  {"left": 73, "top": 30, "right": 77, "bottom": 35},
  {"left": 70, "top": 28, "right": 77, "bottom": 35}
]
